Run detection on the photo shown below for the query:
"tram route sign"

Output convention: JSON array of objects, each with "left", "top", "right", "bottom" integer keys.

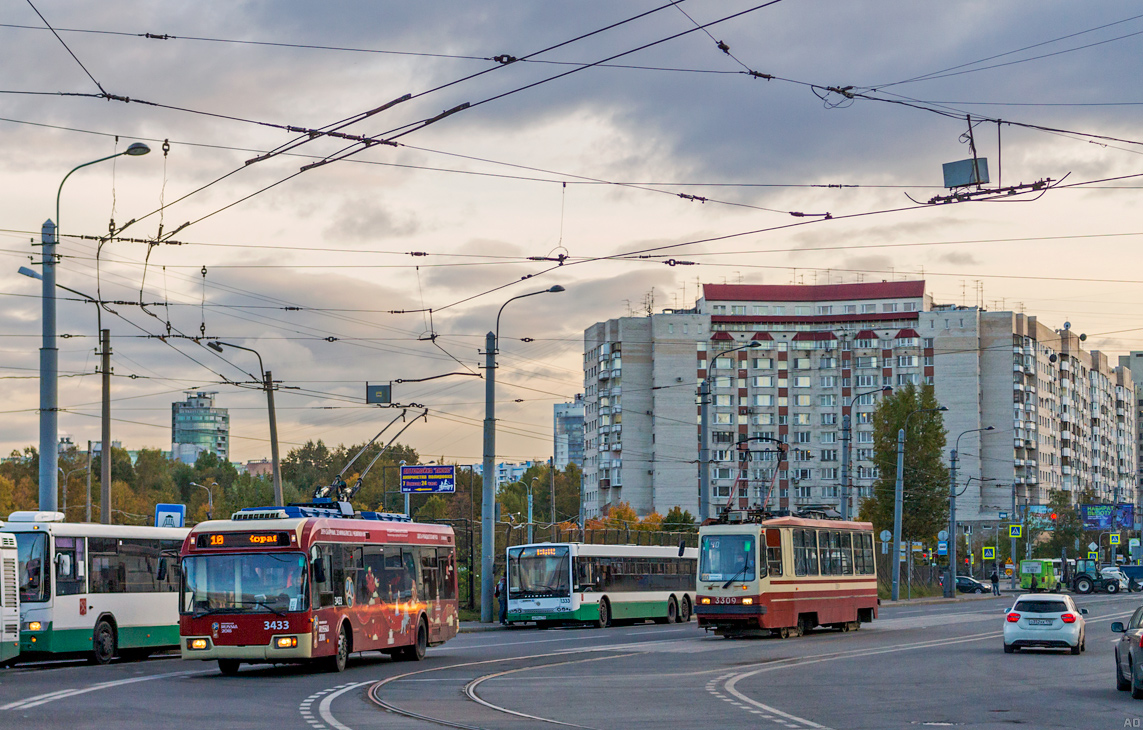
[
  {"left": 400, "top": 464, "right": 456, "bottom": 493},
  {"left": 365, "top": 383, "right": 392, "bottom": 404}
]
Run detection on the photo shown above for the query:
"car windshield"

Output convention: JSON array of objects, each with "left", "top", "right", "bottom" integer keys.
[
  {"left": 508, "top": 546, "right": 570, "bottom": 598},
  {"left": 699, "top": 534, "right": 757, "bottom": 582},
  {"left": 14, "top": 532, "right": 49, "bottom": 603},
  {"left": 1013, "top": 600, "right": 1068, "bottom": 614},
  {"left": 182, "top": 552, "right": 308, "bottom": 615}
]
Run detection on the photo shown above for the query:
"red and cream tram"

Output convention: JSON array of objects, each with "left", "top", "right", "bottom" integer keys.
[
  {"left": 179, "top": 502, "right": 458, "bottom": 674},
  {"left": 696, "top": 510, "right": 878, "bottom": 637}
]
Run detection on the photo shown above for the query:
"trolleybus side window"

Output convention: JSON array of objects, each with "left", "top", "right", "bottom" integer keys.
[
  {"left": 838, "top": 532, "right": 853, "bottom": 575},
  {"left": 312, "top": 545, "right": 335, "bottom": 607},
  {"left": 420, "top": 548, "right": 439, "bottom": 602},
  {"left": 55, "top": 536, "right": 85, "bottom": 596},
  {"left": 437, "top": 548, "right": 456, "bottom": 601},
  {"left": 765, "top": 530, "right": 783, "bottom": 576}
]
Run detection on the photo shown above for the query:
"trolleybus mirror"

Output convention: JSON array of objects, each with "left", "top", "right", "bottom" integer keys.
[
  {"left": 678, "top": 540, "right": 686, "bottom": 558},
  {"left": 56, "top": 552, "right": 72, "bottom": 578},
  {"left": 312, "top": 557, "right": 326, "bottom": 583}
]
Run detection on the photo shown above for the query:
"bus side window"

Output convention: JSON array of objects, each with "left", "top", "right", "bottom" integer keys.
[
  {"left": 419, "top": 548, "right": 439, "bottom": 603},
  {"left": 437, "top": 548, "right": 456, "bottom": 601},
  {"left": 159, "top": 540, "right": 181, "bottom": 592},
  {"left": 361, "top": 546, "right": 384, "bottom": 605},
  {"left": 55, "top": 536, "right": 86, "bottom": 596},
  {"left": 765, "top": 529, "right": 783, "bottom": 577},
  {"left": 402, "top": 549, "right": 419, "bottom": 603},
  {"left": 575, "top": 557, "right": 595, "bottom": 591},
  {"left": 89, "top": 537, "right": 121, "bottom": 593}
]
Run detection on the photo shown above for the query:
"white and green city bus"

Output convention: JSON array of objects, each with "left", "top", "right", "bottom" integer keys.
[
  {"left": 1, "top": 530, "right": 18, "bottom": 664},
  {"left": 505, "top": 543, "right": 697, "bottom": 627},
  {"left": 1, "top": 512, "right": 188, "bottom": 664}
]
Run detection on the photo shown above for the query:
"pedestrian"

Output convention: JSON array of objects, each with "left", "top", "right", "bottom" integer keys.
[
  {"left": 495, "top": 573, "right": 508, "bottom": 626},
  {"left": 989, "top": 569, "right": 1000, "bottom": 596},
  {"left": 1029, "top": 574, "right": 1038, "bottom": 593}
]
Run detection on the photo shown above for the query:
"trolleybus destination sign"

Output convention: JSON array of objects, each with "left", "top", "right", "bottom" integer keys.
[{"left": 400, "top": 464, "right": 456, "bottom": 493}]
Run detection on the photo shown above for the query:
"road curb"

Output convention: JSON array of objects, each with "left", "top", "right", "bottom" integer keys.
[{"left": 458, "top": 622, "right": 511, "bottom": 633}]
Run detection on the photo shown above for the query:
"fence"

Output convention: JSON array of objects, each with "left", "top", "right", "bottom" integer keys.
[
  {"left": 874, "top": 538, "right": 943, "bottom": 599},
  {"left": 423, "top": 518, "right": 699, "bottom": 611}
]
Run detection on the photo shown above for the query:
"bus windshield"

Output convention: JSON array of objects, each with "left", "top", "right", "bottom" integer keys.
[
  {"left": 15, "top": 532, "right": 48, "bottom": 603},
  {"left": 182, "top": 552, "right": 307, "bottom": 615},
  {"left": 508, "top": 546, "right": 570, "bottom": 598},
  {"left": 699, "top": 534, "right": 757, "bottom": 582}
]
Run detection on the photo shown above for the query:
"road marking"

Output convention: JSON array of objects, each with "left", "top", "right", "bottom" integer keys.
[
  {"left": 318, "top": 682, "right": 371, "bottom": 730},
  {"left": 0, "top": 669, "right": 211, "bottom": 710}
]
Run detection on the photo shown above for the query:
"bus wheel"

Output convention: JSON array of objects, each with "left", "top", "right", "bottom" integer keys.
[
  {"left": 774, "top": 627, "right": 790, "bottom": 639},
  {"left": 678, "top": 596, "right": 691, "bottom": 623},
  {"left": 659, "top": 597, "right": 678, "bottom": 625},
  {"left": 218, "top": 659, "right": 241, "bottom": 676},
  {"left": 90, "top": 620, "right": 117, "bottom": 665},
  {"left": 326, "top": 624, "right": 350, "bottom": 672},
  {"left": 596, "top": 598, "right": 612, "bottom": 629}
]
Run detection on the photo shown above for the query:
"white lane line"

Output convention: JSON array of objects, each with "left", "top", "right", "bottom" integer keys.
[
  {"left": 1, "top": 669, "right": 211, "bottom": 710},
  {"left": 317, "top": 682, "right": 371, "bottom": 730}
]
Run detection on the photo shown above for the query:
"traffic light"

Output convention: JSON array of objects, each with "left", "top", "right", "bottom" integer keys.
[
  {"left": 1050, "top": 512, "right": 1058, "bottom": 521},
  {"left": 964, "top": 557, "right": 969, "bottom": 565}
]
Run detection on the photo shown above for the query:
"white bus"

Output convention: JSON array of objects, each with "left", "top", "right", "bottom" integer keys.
[
  {"left": 1, "top": 531, "right": 18, "bottom": 665},
  {"left": 1, "top": 512, "right": 188, "bottom": 664},
  {"left": 505, "top": 543, "right": 697, "bottom": 628}
]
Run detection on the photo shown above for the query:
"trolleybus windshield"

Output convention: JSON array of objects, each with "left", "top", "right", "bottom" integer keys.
[
  {"left": 508, "top": 546, "right": 570, "bottom": 598},
  {"left": 14, "top": 532, "right": 48, "bottom": 603},
  {"left": 699, "top": 534, "right": 757, "bottom": 582},
  {"left": 182, "top": 553, "right": 307, "bottom": 615}
]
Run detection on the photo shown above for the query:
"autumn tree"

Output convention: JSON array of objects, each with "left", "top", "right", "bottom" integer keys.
[
  {"left": 859, "top": 383, "right": 949, "bottom": 542},
  {"left": 662, "top": 506, "right": 697, "bottom": 532}
]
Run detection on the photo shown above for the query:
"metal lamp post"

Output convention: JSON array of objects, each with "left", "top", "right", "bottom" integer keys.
[
  {"left": 35, "top": 143, "right": 150, "bottom": 515},
  {"left": 945, "top": 426, "right": 994, "bottom": 597},
  {"left": 699, "top": 340, "right": 763, "bottom": 522},
  {"left": 190, "top": 481, "right": 217, "bottom": 520},
  {"left": 481, "top": 285, "right": 565, "bottom": 623},
  {"left": 207, "top": 341, "right": 282, "bottom": 505},
  {"left": 839, "top": 386, "right": 892, "bottom": 521},
  {"left": 891, "top": 405, "right": 947, "bottom": 601},
  {"left": 524, "top": 477, "right": 538, "bottom": 543}
]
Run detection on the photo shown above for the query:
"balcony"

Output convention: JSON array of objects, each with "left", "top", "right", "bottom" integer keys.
[
  {"left": 1014, "top": 383, "right": 1025, "bottom": 392},
  {"left": 1014, "top": 458, "right": 1026, "bottom": 467},
  {"left": 1012, "top": 363, "right": 1023, "bottom": 373},
  {"left": 1062, "top": 465, "right": 1072, "bottom": 475},
  {"left": 599, "top": 405, "right": 612, "bottom": 416},
  {"left": 599, "top": 478, "right": 611, "bottom": 490},
  {"left": 598, "top": 369, "right": 611, "bottom": 380}
]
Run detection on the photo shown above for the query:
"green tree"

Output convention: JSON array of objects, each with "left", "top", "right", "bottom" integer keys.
[
  {"left": 1042, "top": 489, "right": 1084, "bottom": 559},
  {"left": 414, "top": 495, "right": 449, "bottom": 521},
  {"left": 662, "top": 506, "right": 697, "bottom": 532},
  {"left": 859, "top": 384, "right": 949, "bottom": 542}
]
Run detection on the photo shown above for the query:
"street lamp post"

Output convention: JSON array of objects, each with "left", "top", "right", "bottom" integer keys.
[
  {"left": 892, "top": 405, "right": 947, "bottom": 601},
  {"left": 34, "top": 143, "right": 150, "bottom": 514},
  {"left": 699, "top": 340, "right": 762, "bottom": 522},
  {"left": 207, "top": 341, "right": 282, "bottom": 505},
  {"left": 945, "top": 426, "right": 994, "bottom": 598},
  {"left": 840, "top": 386, "right": 892, "bottom": 521},
  {"left": 524, "top": 477, "right": 538, "bottom": 543},
  {"left": 58, "top": 465, "right": 87, "bottom": 517},
  {"left": 481, "top": 285, "right": 564, "bottom": 623},
  {"left": 190, "top": 481, "right": 217, "bottom": 520}
]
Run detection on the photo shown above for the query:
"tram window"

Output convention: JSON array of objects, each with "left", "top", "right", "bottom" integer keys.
[
  {"left": 794, "top": 530, "right": 817, "bottom": 577},
  {"left": 765, "top": 530, "right": 783, "bottom": 577},
  {"left": 817, "top": 530, "right": 832, "bottom": 575},
  {"left": 860, "top": 533, "right": 876, "bottom": 575},
  {"left": 839, "top": 533, "right": 853, "bottom": 575}
]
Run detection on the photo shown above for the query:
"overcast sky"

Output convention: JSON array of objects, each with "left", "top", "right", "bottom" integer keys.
[{"left": 2, "top": 1, "right": 1142, "bottom": 465}]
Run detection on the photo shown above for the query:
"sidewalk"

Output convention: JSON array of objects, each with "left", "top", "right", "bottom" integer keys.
[
  {"left": 887, "top": 591, "right": 1013, "bottom": 607},
  {"left": 459, "top": 621, "right": 514, "bottom": 633}
]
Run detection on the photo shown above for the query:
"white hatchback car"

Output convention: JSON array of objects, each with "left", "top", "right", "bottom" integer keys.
[{"left": 1003, "top": 594, "right": 1087, "bottom": 654}]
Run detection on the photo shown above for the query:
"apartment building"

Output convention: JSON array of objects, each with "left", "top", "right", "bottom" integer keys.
[
  {"left": 582, "top": 281, "right": 1137, "bottom": 525},
  {"left": 553, "top": 395, "right": 586, "bottom": 469}
]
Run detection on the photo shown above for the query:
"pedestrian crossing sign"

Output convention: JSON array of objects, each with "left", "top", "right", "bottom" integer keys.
[
  {"left": 1111, "top": 534, "right": 1121, "bottom": 545},
  {"left": 1088, "top": 551, "right": 1099, "bottom": 560},
  {"left": 1009, "top": 524, "right": 1022, "bottom": 539},
  {"left": 982, "top": 547, "right": 995, "bottom": 560}
]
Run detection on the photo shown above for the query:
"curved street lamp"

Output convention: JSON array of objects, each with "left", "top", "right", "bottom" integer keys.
[
  {"left": 699, "top": 339, "right": 763, "bottom": 521},
  {"left": 944, "top": 426, "right": 995, "bottom": 597}
]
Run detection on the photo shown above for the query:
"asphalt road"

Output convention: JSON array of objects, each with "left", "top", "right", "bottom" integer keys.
[{"left": 2, "top": 592, "right": 1141, "bottom": 730}]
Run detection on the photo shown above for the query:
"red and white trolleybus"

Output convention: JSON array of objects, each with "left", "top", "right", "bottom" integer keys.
[
  {"left": 179, "top": 502, "right": 458, "bottom": 674},
  {"left": 696, "top": 509, "right": 878, "bottom": 638}
]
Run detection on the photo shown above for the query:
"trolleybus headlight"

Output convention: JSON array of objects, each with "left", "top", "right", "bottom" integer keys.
[
  {"left": 741, "top": 598, "right": 753, "bottom": 605},
  {"left": 700, "top": 597, "right": 711, "bottom": 605},
  {"left": 26, "top": 621, "right": 42, "bottom": 632},
  {"left": 188, "top": 638, "right": 209, "bottom": 650},
  {"left": 275, "top": 636, "right": 298, "bottom": 649}
]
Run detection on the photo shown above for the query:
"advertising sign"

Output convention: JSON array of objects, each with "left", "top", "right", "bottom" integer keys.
[
  {"left": 1081, "top": 503, "right": 1134, "bottom": 531},
  {"left": 400, "top": 464, "right": 456, "bottom": 494},
  {"left": 1026, "top": 505, "right": 1055, "bottom": 531}
]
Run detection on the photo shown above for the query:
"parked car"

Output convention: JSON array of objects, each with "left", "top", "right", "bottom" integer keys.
[
  {"left": 1003, "top": 594, "right": 1087, "bottom": 654},
  {"left": 956, "top": 576, "right": 991, "bottom": 594},
  {"left": 1113, "top": 605, "right": 1143, "bottom": 697}
]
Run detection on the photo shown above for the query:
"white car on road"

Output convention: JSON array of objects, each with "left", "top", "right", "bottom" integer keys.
[{"left": 1003, "top": 594, "right": 1087, "bottom": 654}]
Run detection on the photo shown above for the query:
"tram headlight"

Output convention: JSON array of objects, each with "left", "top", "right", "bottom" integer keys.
[
  {"left": 700, "top": 597, "right": 711, "bottom": 605},
  {"left": 741, "top": 598, "right": 753, "bottom": 605},
  {"left": 275, "top": 636, "right": 298, "bottom": 649}
]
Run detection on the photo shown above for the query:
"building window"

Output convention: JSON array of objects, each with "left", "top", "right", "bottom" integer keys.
[
  {"left": 861, "top": 304, "right": 877, "bottom": 313},
  {"left": 820, "top": 394, "right": 837, "bottom": 407},
  {"left": 753, "top": 305, "right": 768, "bottom": 315},
  {"left": 732, "top": 305, "right": 746, "bottom": 315},
  {"left": 856, "top": 356, "right": 879, "bottom": 369},
  {"left": 714, "top": 356, "right": 732, "bottom": 369},
  {"left": 794, "top": 413, "right": 812, "bottom": 425},
  {"left": 795, "top": 306, "right": 811, "bottom": 316},
  {"left": 896, "top": 338, "right": 919, "bottom": 348},
  {"left": 752, "top": 413, "right": 774, "bottom": 425},
  {"left": 897, "top": 355, "right": 919, "bottom": 367},
  {"left": 856, "top": 431, "right": 874, "bottom": 444},
  {"left": 715, "top": 413, "right": 732, "bottom": 424},
  {"left": 896, "top": 373, "right": 921, "bottom": 386},
  {"left": 856, "top": 393, "right": 877, "bottom": 406},
  {"left": 794, "top": 358, "right": 811, "bottom": 369},
  {"left": 844, "top": 305, "right": 857, "bottom": 314},
  {"left": 794, "top": 376, "right": 811, "bottom": 388},
  {"left": 822, "top": 413, "right": 838, "bottom": 425},
  {"left": 715, "top": 395, "right": 734, "bottom": 407},
  {"left": 857, "top": 449, "right": 874, "bottom": 461},
  {"left": 821, "top": 467, "right": 839, "bottom": 480},
  {"left": 667, "top": 324, "right": 674, "bottom": 334},
  {"left": 796, "top": 432, "right": 812, "bottom": 444},
  {"left": 795, "top": 394, "right": 812, "bottom": 406},
  {"left": 857, "top": 412, "right": 874, "bottom": 425},
  {"left": 817, "top": 305, "right": 833, "bottom": 315},
  {"left": 712, "top": 305, "right": 726, "bottom": 314},
  {"left": 819, "top": 357, "right": 838, "bottom": 369},
  {"left": 820, "top": 449, "right": 838, "bottom": 461},
  {"left": 855, "top": 338, "right": 876, "bottom": 349},
  {"left": 883, "top": 303, "right": 899, "bottom": 313},
  {"left": 753, "top": 376, "right": 774, "bottom": 387},
  {"left": 923, "top": 338, "right": 934, "bottom": 348},
  {"left": 820, "top": 376, "right": 837, "bottom": 388},
  {"left": 752, "top": 358, "right": 774, "bottom": 369},
  {"left": 773, "top": 306, "right": 785, "bottom": 315}
]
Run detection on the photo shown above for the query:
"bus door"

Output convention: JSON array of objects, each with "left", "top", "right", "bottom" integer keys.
[{"left": 52, "top": 535, "right": 87, "bottom": 634}]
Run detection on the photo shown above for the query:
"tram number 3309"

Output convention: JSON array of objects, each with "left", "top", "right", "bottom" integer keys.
[{"left": 712, "top": 596, "right": 738, "bottom": 604}]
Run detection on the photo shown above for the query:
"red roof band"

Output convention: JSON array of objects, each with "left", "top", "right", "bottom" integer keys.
[{"left": 703, "top": 281, "right": 925, "bottom": 303}]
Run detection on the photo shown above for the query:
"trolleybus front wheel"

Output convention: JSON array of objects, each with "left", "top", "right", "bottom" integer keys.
[
  {"left": 596, "top": 598, "right": 612, "bottom": 629},
  {"left": 400, "top": 618, "right": 428, "bottom": 661}
]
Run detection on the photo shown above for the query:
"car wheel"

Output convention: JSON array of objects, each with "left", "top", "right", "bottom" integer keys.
[
  {"left": 976, "top": 587, "right": 985, "bottom": 594},
  {"left": 1118, "top": 651, "right": 1131, "bottom": 691},
  {"left": 1132, "top": 661, "right": 1143, "bottom": 700},
  {"left": 1003, "top": 642, "right": 1015, "bottom": 654},
  {"left": 1070, "top": 641, "right": 1081, "bottom": 655}
]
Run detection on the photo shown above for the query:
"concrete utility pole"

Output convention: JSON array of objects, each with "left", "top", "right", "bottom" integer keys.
[
  {"left": 549, "top": 455, "right": 556, "bottom": 536},
  {"left": 265, "top": 369, "right": 282, "bottom": 505},
  {"left": 892, "top": 405, "right": 946, "bottom": 601},
  {"left": 100, "top": 328, "right": 112, "bottom": 524},
  {"left": 947, "top": 426, "right": 994, "bottom": 597},
  {"left": 38, "top": 220, "right": 58, "bottom": 513},
  {"left": 481, "top": 286, "right": 564, "bottom": 622},
  {"left": 1010, "top": 483, "right": 1018, "bottom": 590}
]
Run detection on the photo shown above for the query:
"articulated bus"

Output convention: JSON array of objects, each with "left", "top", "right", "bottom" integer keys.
[
  {"left": 1, "top": 512, "right": 188, "bottom": 663},
  {"left": 179, "top": 503, "right": 458, "bottom": 674},
  {"left": 1, "top": 531, "right": 17, "bottom": 664},
  {"left": 506, "top": 543, "right": 697, "bottom": 627},
  {"left": 696, "top": 512, "right": 878, "bottom": 638}
]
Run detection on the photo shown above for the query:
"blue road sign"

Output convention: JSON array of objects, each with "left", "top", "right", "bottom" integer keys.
[
  {"left": 366, "top": 383, "right": 391, "bottom": 404},
  {"left": 400, "top": 465, "right": 456, "bottom": 494},
  {"left": 155, "top": 503, "right": 186, "bottom": 528},
  {"left": 1009, "top": 524, "right": 1022, "bottom": 539},
  {"left": 937, "top": 541, "right": 948, "bottom": 556}
]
